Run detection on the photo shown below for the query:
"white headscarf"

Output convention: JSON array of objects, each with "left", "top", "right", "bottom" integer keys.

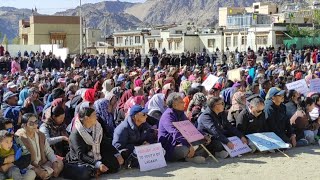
[{"left": 148, "top": 93, "right": 166, "bottom": 114}]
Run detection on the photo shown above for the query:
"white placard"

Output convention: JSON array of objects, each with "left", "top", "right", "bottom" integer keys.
[
  {"left": 285, "top": 79, "right": 309, "bottom": 95},
  {"left": 135, "top": 143, "right": 167, "bottom": 172},
  {"left": 310, "top": 78, "right": 320, "bottom": 93},
  {"left": 222, "top": 136, "right": 252, "bottom": 157},
  {"left": 246, "top": 132, "right": 290, "bottom": 152},
  {"left": 202, "top": 74, "right": 219, "bottom": 91}
]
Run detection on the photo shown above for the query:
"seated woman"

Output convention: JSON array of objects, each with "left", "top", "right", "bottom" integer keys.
[
  {"left": 158, "top": 93, "right": 207, "bottom": 164},
  {"left": 113, "top": 105, "right": 157, "bottom": 168},
  {"left": 15, "top": 113, "right": 64, "bottom": 179},
  {"left": 186, "top": 92, "right": 207, "bottom": 125},
  {"left": 64, "top": 107, "right": 123, "bottom": 180},
  {"left": 227, "top": 91, "right": 246, "bottom": 126},
  {"left": 39, "top": 105, "right": 69, "bottom": 158},
  {"left": 94, "top": 98, "right": 116, "bottom": 139},
  {"left": 147, "top": 93, "right": 166, "bottom": 121}
]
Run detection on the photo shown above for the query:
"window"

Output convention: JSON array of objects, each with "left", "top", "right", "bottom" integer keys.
[
  {"left": 175, "top": 42, "right": 180, "bottom": 50},
  {"left": 175, "top": 30, "right": 183, "bottom": 34},
  {"left": 254, "top": 5, "right": 259, "bottom": 9},
  {"left": 226, "top": 37, "right": 231, "bottom": 47},
  {"left": 276, "top": 35, "right": 285, "bottom": 45},
  {"left": 116, "top": 37, "right": 123, "bottom": 44},
  {"left": 208, "top": 39, "right": 215, "bottom": 48},
  {"left": 158, "top": 42, "right": 162, "bottom": 49},
  {"left": 135, "top": 36, "right": 140, "bottom": 44},
  {"left": 241, "top": 36, "right": 247, "bottom": 45},
  {"left": 129, "top": 36, "right": 133, "bottom": 45},
  {"left": 169, "top": 42, "right": 172, "bottom": 50},
  {"left": 256, "top": 36, "right": 268, "bottom": 45},
  {"left": 233, "top": 36, "right": 238, "bottom": 47},
  {"left": 149, "top": 42, "right": 155, "bottom": 48}
]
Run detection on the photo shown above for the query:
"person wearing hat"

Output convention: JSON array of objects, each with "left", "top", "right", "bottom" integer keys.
[
  {"left": 6, "top": 82, "right": 18, "bottom": 94},
  {"left": 112, "top": 105, "right": 157, "bottom": 168},
  {"left": 264, "top": 87, "right": 296, "bottom": 146},
  {"left": 1, "top": 92, "right": 22, "bottom": 131}
]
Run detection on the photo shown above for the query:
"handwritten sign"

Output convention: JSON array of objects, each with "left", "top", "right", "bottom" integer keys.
[
  {"left": 310, "top": 78, "right": 320, "bottom": 93},
  {"left": 222, "top": 136, "right": 251, "bottom": 157},
  {"left": 286, "top": 79, "right": 309, "bottom": 95},
  {"left": 227, "top": 68, "right": 241, "bottom": 82},
  {"left": 173, "top": 120, "right": 205, "bottom": 144},
  {"left": 202, "top": 74, "right": 219, "bottom": 91},
  {"left": 135, "top": 143, "right": 167, "bottom": 172},
  {"left": 246, "top": 132, "right": 290, "bottom": 152}
]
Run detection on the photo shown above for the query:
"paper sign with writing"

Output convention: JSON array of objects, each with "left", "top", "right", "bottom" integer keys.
[
  {"left": 173, "top": 120, "right": 205, "bottom": 143},
  {"left": 227, "top": 68, "right": 241, "bottom": 82},
  {"left": 202, "top": 74, "right": 219, "bottom": 91},
  {"left": 135, "top": 143, "right": 167, "bottom": 172},
  {"left": 246, "top": 132, "right": 290, "bottom": 152},
  {"left": 285, "top": 79, "right": 309, "bottom": 95},
  {"left": 222, "top": 136, "right": 251, "bottom": 157},
  {"left": 310, "top": 78, "right": 320, "bottom": 93}
]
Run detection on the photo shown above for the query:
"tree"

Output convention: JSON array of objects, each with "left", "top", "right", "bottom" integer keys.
[
  {"left": 1, "top": 34, "right": 8, "bottom": 45},
  {"left": 12, "top": 36, "right": 20, "bottom": 44}
]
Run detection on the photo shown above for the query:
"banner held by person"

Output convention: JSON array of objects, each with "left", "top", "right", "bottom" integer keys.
[
  {"left": 227, "top": 68, "right": 241, "bottom": 82},
  {"left": 285, "top": 79, "right": 309, "bottom": 95},
  {"left": 135, "top": 143, "right": 167, "bottom": 172},
  {"left": 173, "top": 120, "right": 219, "bottom": 162},
  {"left": 310, "top": 78, "right": 320, "bottom": 93},
  {"left": 246, "top": 132, "right": 290, "bottom": 152},
  {"left": 222, "top": 136, "right": 252, "bottom": 158},
  {"left": 202, "top": 74, "right": 219, "bottom": 91}
]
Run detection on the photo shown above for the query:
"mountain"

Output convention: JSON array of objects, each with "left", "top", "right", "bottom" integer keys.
[
  {"left": 125, "top": 0, "right": 285, "bottom": 26},
  {"left": 54, "top": 1, "right": 142, "bottom": 35},
  {"left": 0, "top": 7, "right": 32, "bottom": 41}
]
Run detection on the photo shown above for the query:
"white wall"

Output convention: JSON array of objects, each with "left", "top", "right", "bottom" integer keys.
[
  {"left": 7, "top": 45, "right": 41, "bottom": 56},
  {"left": 40, "top": 44, "right": 69, "bottom": 61},
  {"left": 199, "top": 34, "right": 224, "bottom": 53},
  {"left": 183, "top": 36, "right": 200, "bottom": 53}
]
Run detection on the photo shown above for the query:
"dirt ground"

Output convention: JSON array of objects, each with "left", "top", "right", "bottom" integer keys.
[{"left": 102, "top": 145, "right": 320, "bottom": 180}]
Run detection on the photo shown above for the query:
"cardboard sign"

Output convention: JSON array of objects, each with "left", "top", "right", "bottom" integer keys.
[
  {"left": 246, "top": 132, "right": 290, "bottom": 152},
  {"left": 285, "top": 79, "right": 309, "bottom": 95},
  {"left": 222, "top": 136, "right": 252, "bottom": 157},
  {"left": 310, "top": 78, "right": 320, "bottom": 93},
  {"left": 227, "top": 68, "right": 241, "bottom": 82},
  {"left": 202, "top": 74, "right": 219, "bottom": 91},
  {"left": 135, "top": 143, "right": 167, "bottom": 172},
  {"left": 173, "top": 120, "right": 205, "bottom": 145}
]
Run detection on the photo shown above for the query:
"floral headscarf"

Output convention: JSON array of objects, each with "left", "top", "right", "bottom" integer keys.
[
  {"left": 230, "top": 91, "right": 246, "bottom": 112},
  {"left": 180, "top": 80, "right": 192, "bottom": 95},
  {"left": 94, "top": 98, "right": 115, "bottom": 134},
  {"left": 187, "top": 92, "right": 207, "bottom": 114}
]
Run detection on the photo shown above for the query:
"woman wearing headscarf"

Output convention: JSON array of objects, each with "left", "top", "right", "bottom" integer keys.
[
  {"left": 187, "top": 92, "right": 207, "bottom": 125},
  {"left": 40, "top": 103, "right": 69, "bottom": 157},
  {"left": 64, "top": 107, "right": 123, "bottom": 180},
  {"left": 227, "top": 91, "right": 246, "bottom": 126},
  {"left": 179, "top": 80, "right": 192, "bottom": 97},
  {"left": 94, "top": 98, "right": 116, "bottom": 139},
  {"left": 147, "top": 93, "right": 166, "bottom": 121},
  {"left": 102, "top": 79, "right": 114, "bottom": 97}
]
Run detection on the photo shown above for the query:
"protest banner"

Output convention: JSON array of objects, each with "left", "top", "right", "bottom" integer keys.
[
  {"left": 222, "top": 136, "right": 251, "bottom": 157},
  {"left": 310, "top": 78, "right": 320, "bottom": 93},
  {"left": 227, "top": 68, "right": 241, "bottom": 82},
  {"left": 173, "top": 120, "right": 218, "bottom": 162},
  {"left": 246, "top": 132, "right": 290, "bottom": 152},
  {"left": 285, "top": 79, "right": 309, "bottom": 95},
  {"left": 135, "top": 143, "right": 167, "bottom": 172},
  {"left": 202, "top": 74, "right": 219, "bottom": 91}
]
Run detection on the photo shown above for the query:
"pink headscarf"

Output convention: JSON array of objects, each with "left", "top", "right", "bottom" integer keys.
[{"left": 134, "top": 79, "right": 143, "bottom": 87}]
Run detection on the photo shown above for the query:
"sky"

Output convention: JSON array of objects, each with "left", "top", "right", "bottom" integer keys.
[{"left": 1, "top": 0, "right": 145, "bottom": 14}]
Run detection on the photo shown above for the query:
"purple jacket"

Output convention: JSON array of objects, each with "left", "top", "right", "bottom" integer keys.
[{"left": 158, "top": 108, "right": 190, "bottom": 160}]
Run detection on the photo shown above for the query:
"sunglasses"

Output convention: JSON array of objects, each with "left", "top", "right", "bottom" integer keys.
[
  {"left": 28, "top": 120, "right": 38, "bottom": 126},
  {"left": 215, "top": 102, "right": 225, "bottom": 106}
]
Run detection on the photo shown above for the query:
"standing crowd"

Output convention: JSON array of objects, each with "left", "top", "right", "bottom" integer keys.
[{"left": 0, "top": 46, "right": 319, "bottom": 179}]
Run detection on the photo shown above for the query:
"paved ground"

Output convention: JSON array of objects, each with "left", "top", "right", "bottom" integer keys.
[{"left": 99, "top": 145, "right": 319, "bottom": 180}]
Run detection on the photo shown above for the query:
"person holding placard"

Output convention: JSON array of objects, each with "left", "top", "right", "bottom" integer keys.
[
  {"left": 197, "top": 97, "right": 247, "bottom": 159},
  {"left": 264, "top": 87, "right": 296, "bottom": 147},
  {"left": 158, "top": 93, "right": 206, "bottom": 164},
  {"left": 112, "top": 105, "right": 157, "bottom": 168}
]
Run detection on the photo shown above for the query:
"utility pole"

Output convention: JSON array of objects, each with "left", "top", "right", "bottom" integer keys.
[{"left": 79, "top": 0, "right": 83, "bottom": 55}]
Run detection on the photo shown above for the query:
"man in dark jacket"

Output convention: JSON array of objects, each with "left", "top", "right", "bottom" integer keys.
[
  {"left": 198, "top": 97, "right": 247, "bottom": 158},
  {"left": 112, "top": 105, "right": 157, "bottom": 166},
  {"left": 264, "top": 87, "right": 296, "bottom": 146},
  {"left": 236, "top": 96, "right": 267, "bottom": 135}
]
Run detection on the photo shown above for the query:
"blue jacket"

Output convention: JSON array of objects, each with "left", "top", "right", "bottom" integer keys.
[
  {"left": 158, "top": 108, "right": 190, "bottom": 160},
  {"left": 112, "top": 116, "right": 155, "bottom": 154},
  {"left": 197, "top": 107, "right": 243, "bottom": 144}
]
